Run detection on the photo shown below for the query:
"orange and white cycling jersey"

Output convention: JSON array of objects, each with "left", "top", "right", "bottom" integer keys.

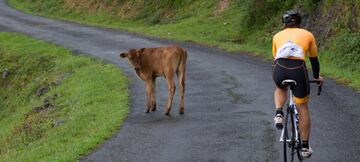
[{"left": 272, "top": 28, "right": 317, "bottom": 60}]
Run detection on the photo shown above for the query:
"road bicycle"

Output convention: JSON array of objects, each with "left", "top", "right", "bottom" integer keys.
[{"left": 279, "top": 79, "right": 322, "bottom": 162}]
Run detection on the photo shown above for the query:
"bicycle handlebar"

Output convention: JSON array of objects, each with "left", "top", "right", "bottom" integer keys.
[{"left": 309, "top": 80, "right": 322, "bottom": 96}]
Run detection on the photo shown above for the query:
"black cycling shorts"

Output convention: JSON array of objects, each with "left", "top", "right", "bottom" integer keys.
[{"left": 272, "top": 58, "right": 310, "bottom": 103}]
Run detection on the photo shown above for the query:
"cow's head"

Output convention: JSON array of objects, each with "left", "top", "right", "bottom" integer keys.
[{"left": 119, "top": 48, "right": 145, "bottom": 71}]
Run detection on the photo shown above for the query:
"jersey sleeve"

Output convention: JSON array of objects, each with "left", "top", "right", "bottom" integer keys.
[
  {"left": 272, "top": 37, "right": 277, "bottom": 58},
  {"left": 308, "top": 33, "right": 318, "bottom": 58}
]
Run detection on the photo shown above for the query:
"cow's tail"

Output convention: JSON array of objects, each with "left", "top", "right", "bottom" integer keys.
[
  {"left": 177, "top": 48, "right": 187, "bottom": 78},
  {"left": 177, "top": 47, "right": 187, "bottom": 114}
]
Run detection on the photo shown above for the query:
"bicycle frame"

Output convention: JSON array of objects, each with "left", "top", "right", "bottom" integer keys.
[
  {"left": 279, "top": 90, "right": 300, "bottom": 143},
  {"left": 278, "top": 80, "right": 321, "bottom": 162}
]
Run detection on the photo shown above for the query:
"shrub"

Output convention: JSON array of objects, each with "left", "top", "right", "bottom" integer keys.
[{"left": 329, "top": 32, "right": 360, "bottom": 72}]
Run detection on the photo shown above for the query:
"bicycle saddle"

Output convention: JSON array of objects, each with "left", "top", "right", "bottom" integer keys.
[{"left": 282, "top": 79, "right": 297, "bottom": 87}]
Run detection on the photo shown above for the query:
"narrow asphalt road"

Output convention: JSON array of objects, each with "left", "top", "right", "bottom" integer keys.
[{"left": 0, "top": 1, "right": 359, "bottom": 161}]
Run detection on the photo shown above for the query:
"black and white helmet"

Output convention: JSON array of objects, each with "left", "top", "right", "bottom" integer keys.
[{"left": 282, "top": 10, "right": 301, "bottom": 24}]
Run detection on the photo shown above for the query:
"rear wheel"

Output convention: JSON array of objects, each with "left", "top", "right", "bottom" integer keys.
[
  {"left": 283, "top": 107, "right": 297, "bottom": 162},
  {"left": 283, "top": 108, "right": 289, "bottom": 162},
  {"left": 290, "top": 111, "right": 296, "bottom": 162}
]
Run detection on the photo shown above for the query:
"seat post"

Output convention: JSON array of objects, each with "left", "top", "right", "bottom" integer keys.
[
  {"left": 289, "top": 89, "right": 295, "bottom": 106},
  {"left": 281, "top": 79, "right": 297, "bottom": 106}
]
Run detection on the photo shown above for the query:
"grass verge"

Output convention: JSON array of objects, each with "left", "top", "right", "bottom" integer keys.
[
  {"left": 8, "top": 0, "right": 360, "bottom": 90},
  {"left": 0, "top": 32, "right": 129, "bottom": 161}
]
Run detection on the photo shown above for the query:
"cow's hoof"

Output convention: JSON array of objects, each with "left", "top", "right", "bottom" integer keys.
[
  {"left": 144, "top": 110, "right": 150, "bottom": 113},
  {"left": 151, "top": 107, "right": 156, "bottom": 112},
  {"left": 165, "top": 112, "right": 170, "bottom": 116},
  {"left": 179, "top": 107, "right": 184, "bottom": 115}
]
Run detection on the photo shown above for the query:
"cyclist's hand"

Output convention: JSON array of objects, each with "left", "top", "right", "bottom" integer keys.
[{"left": 314, "top": 76, "right": 324, "bottom": 85}]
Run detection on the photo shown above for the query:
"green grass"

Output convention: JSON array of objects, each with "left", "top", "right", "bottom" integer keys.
[
  {"left": 8, "top": 0, "right": 268, "bottom": 54},
  {"left": 8, "top": 0, "right": 360, "bottom": 90},
  {"left": 0, "top": 32, "right": 129, "bottom": 161}
]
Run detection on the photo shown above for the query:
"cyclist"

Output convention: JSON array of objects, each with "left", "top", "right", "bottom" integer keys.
[{"left": 272, "top": 10, "right": 324, "bottom": 158}]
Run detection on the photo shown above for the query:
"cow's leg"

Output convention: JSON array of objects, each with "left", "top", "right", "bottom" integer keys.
[
  {"left": 144, "top": 80, "right": 152, "bottom": 113},
  {"left": 165, "top": 73, "right": 176, "bottom": 116},
  {"left": 150, "top": 77, "right": 157, "bottom": 111},
  {"left": 177, "top": 68, "right": 185, "bottom": 114},
  {"left": 178, "top": 49, "right": 187, "bottom": 114}
]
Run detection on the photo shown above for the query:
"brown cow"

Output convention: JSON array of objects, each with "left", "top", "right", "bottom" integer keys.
[{"left": 119, "top": 45, "right": 187, "bottom": 115}]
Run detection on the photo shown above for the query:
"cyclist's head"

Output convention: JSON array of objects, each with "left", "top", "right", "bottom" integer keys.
[{"left": 282, "top": 10, "right": 301, "bottom": 28}]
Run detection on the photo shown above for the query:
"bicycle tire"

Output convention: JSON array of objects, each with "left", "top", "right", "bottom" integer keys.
[
  {"left": 290, "top": 109, "right": 296, "bottom": 162},
  {"left": 283, "top": 108, "right": 289, "bottom": 162}
]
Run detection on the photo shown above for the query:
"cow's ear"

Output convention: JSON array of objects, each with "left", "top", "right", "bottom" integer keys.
[
  {"left": 137, "top": 48, "right": 146, "bottom": 55},
  {"left": 119, "top": 53, "right": 128, "bottom": 58}
]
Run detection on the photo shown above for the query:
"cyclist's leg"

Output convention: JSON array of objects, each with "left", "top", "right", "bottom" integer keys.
[
  {"left": 296, "top": 101, "right": 310, "bottom": 141},
  {"left": 274, "top": 87, "right": 287, "bottom": 109},
  {"left": 272, "top": 60, "right": 288, "bottom": 128},
  {"left": 296, "top": 101, "right": 313, "bottom": 157},
  {"left": 292, "top": 65, "right": 311, "bottom": 143},
  {"left": 273, "top": 60, "right": 288, "bottom": 110},
  {"left": 292, "top": 65, "right": 313, "bottom": 157}
]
